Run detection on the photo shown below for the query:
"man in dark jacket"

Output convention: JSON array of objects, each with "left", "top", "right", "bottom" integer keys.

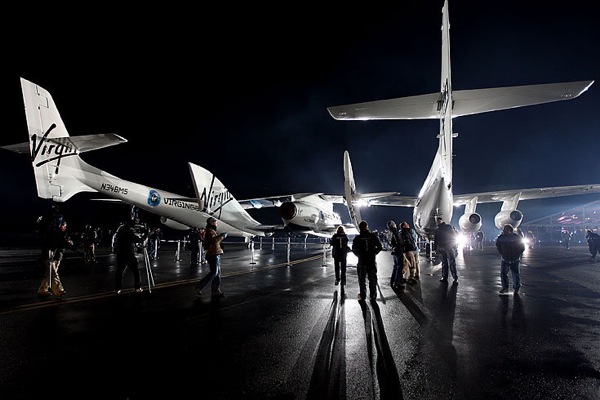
[
  {"left": 434, "top": 217, "right": 458, "bottom": 283},
  {"left": 330, "top": 225, "right": 350, "bottom": 286},
  {"left": 352, "top": 220, "right": 383, "bottom": 301},
  {"left": 495, "top": 224, "right": 525, "bottom": 295},
  {"left": 114, "top": 216, "right": 148, "bottom": 294},
  {"left": 586, "top": 229, "right": 600, "bottom": 260}
]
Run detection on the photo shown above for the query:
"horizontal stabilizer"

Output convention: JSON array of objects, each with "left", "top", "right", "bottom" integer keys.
[
  {"left": 327, "top": 80, "right": 594, "bottom": 120},
  {"left": 2, "top": 133, "right": 127, "bottom": 155}
]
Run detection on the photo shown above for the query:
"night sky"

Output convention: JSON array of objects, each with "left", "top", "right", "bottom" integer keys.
[{"left": 1, "top": 1, "right": 599, "bottom": 241}]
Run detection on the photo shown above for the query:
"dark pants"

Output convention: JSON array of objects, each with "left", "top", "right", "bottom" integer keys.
[
  {"left": 333, "top": 256, "right": 347, "bottom": 284},
  {"left": 438, "top": 246, "right": 458, "bottom": 280},
  {"left": 115, "top": 251, "right": 141, "bottom": 291},
  {"left": 357, "top": 262, "right": 378, "bottom": 299}
]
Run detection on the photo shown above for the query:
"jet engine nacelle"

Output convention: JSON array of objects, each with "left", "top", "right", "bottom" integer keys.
[
  {"left": 279, "top": 202, "right": 319, "bottom": 224},
  {"left": 493, "top": 210, "right": 523, "bottom": 230},
  {"left": 458, "top": 212, "right": 482, "bottom": 234},
  {"left": 160, "top": 216, "right": 191, "bottom": 230}
]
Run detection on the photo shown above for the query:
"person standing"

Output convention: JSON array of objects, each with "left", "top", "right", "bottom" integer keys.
[
  {"left": 434, "top": 217, "right": 458, "bottom": 283},
  {"left": 37, "top": 220, "right": 76, "bottom": 298},
  {"left": 387, "top": 220, "right": 405, "bottom": 290},
  {"left": 330, "top": 225, "right": 350, "bottom": 286},
  {"left": 187, "top": 227, "right": 202, "bottom": 266},
  {"left": 475, "top": 229, "right": 484, "bottom": 250},
  {"left": 114, "top": 216, "right": 148, "bottom": 294},
  {"left": 352, "top": 220, "right": 383, "bottom": 301},
  {"left": 82, "top": 224, "right": 97, "bottom": 264},
  {"left": 147, "top": 226, "right": 162, "bottom": 261},
  {"left": 195, "top": 217, "right": 227, "bottom": 297},
  {"left": 495, "top": 224, "right": 525, "bottom": 295},
  {"left": 586, "top": 229, "right": 600, "bottom": 260},
  {"left": 400, "top": 221, "right": 419, "bottom": 283}
]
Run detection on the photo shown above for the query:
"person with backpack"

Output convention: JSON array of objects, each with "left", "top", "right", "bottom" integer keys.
[
  {"left": 352, "top": 220, "right": 383, "bottom": 301},
  {"left": 195, "top": 217, "right": 227, "bottom": 297},
  {"left": 330, "top": 225, "right": 350, "bottom": 286}
]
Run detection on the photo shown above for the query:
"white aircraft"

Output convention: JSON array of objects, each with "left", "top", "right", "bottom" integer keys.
[
  {"left": 329, "top": 0, "right": 599, "bottom": 243},
  {"left": 4, "top": 77, "right": 376, "bottom": 239},
  {"left": 190, "top": 162, "right": 364, "bottom": 238},
  {"left": 3, "top": 77, "right": 275, "bottom": 240}
]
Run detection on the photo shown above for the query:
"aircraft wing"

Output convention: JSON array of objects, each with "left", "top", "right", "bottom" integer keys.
[
  {"left": 452, "top": 184, "right": 600, "bottom": 205},
  {"left": 239, "top": 193, "right": 345, "bottom": 210},
  {"left": 327, "top": 81, "right": 593, "bottom": 120},
  {"left": 359, "top": 195, "right": 419, "bottom": 207}
]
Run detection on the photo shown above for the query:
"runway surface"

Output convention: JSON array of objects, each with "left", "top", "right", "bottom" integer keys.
[{"left": 0, "top": 239, "right": 599, "bottom": 399}]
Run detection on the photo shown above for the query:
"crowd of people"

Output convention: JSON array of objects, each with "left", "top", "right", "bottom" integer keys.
[{"left": 34, "top": 202, "right": 600, "bottom": 303}]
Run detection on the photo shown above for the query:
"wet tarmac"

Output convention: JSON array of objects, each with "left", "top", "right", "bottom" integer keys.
[{"left": 0, "top": 240, "right": 599, "bottom": 399}]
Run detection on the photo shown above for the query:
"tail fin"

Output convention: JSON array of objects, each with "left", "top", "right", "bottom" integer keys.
[
  {"left": 343, "top": 150, "right": 362, "bottom": 229},
  {"left": 4, "top": 78, "right": 127, "bottom": 202},
  {"left": 188, "top": 162, "right": 266, "bottom": 236}
]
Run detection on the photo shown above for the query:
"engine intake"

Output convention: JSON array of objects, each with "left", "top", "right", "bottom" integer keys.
[
  {"left": 458, "top": 212, "right": 482, "bottom": 233},
  {"left": 279, "top": 202, "right": 298, "bottom": 220}
]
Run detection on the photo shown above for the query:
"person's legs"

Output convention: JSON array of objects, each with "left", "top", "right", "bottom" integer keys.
[
  {"left": 412, "top": 250, "right": 420, "bottom": 279},
  {"left": 367, "top": 264, "right": 378, "bottom": 299},
  {"left": 196, "top": 255, "right": 217, "bottom": 292},
  {"left": 357, "top": 262, "right": 366, "bottom": 299},
  {"left": 510, "top": 261, "right": 521, "bottom": 292},
  {"left": 115, "top": 256, "right": 126, "bottom": 292},
  {"left": 405, "top": 251, "right": 416, "bottom": 280},
  {"left": 210, "top": 255, "right": 222, "bottom": 293},
  {"left": 334, "top": 258, "right": 341, "bottom": 283},
  {"left": 390, "top": 254, "right": 399, "bottom": 285},
  {"left": 500, "top": 260, "right": 509, "bottom": 290},
  {"left": 340, "top": 258, "right": 347, "bottom": 286},
  {"left": 50, "top": 260, "right": 65, "bottom": 296},
  {"left": 448, "top": 250, "right": 458, "bottom": 280},
  {"left": 129, "top": 255, "right": 142, "bottom": 289},
  {"left": 439, "top": 250, "right": 449, "bottom": 280}
]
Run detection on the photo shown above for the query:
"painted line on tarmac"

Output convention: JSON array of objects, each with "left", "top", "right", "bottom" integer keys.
[{"left": 0, "top": 254, "right": 324, "bottom": 315}]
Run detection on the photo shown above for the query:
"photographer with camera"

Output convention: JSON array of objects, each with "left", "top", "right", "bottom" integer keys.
[{"left": 114, "top": 214, "right": 148, "bottom": 294}]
